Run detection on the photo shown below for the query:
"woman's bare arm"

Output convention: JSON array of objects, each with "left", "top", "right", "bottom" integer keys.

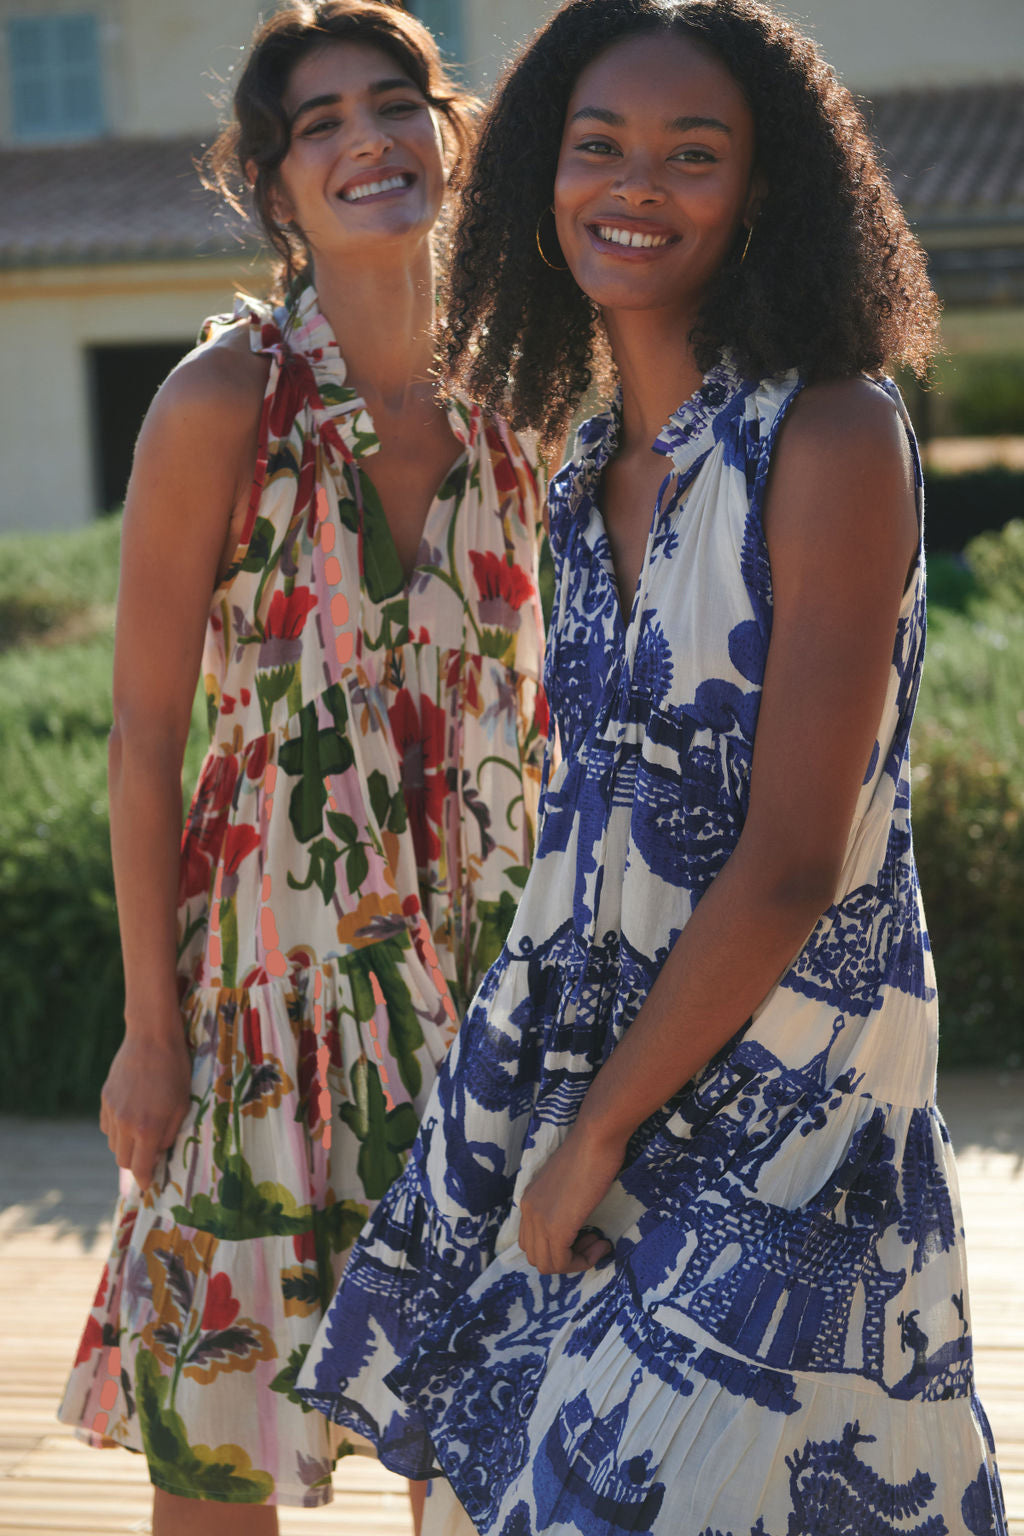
[
  {"left": 100, "top": 334, "right": 265, "bottom": 1189},
  {"left": 519, "top": 378, "right": 919, "bottom": 1274}
]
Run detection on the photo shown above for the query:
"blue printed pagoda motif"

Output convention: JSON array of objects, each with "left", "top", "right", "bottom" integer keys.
[{"left": 297, "top": 361, "right": 1007, "bottom": 1535}]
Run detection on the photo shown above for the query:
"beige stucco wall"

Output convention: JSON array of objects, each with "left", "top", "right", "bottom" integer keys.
[
  {"left": 464, "top": 0, "right": 1022, "bottom": 91},
  {"left": 784, "top": 0, "right": 1023, "bottom": 91},
  {"left": 116, "top": 0, "right": 260, "bottom": 138},
  {"left": 0, "top": 257, "right": 264, "bottom": 533}
]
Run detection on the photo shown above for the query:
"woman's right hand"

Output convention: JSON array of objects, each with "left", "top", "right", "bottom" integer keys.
[{"left": 99, "top": 1024, "right": 192, "bottom": 1190}]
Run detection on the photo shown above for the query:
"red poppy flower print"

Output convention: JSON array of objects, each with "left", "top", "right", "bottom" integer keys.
[
  {"left": 222, "top": 823, "right": 261, "bottom": 879},
  {"left": 485, "top": 425, "right": 520, "bottom": 499},
  {"left": 178, "top": 756, "right": 239, "bottom": 902},
  {"left": 388, "top": 689, "right": 447, "bottom": 869},
  {"left": 470, "top": 550, "right": 533, "bottom": 633},
  {"left": 201, "top": 1272, "right": 240, "bottom": 1332},
  {"left": 293, "top": 1228, "right": 317, "bottom": 1264},
  {"left": 265, "top": 586, "right": 317, "bottom": 641}
]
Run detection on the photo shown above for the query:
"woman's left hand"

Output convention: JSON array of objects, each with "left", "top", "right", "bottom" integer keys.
[{"left": 518, "top": 1123, "right": 624, "bottom": 1274}]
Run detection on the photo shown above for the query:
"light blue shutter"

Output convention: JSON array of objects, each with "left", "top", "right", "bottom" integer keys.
[
  {"left": 8, "top": 15, "right": 104, "bottom": 141},
  {"left": 408, "top": 0, "right": 464, "bottom": 61}
]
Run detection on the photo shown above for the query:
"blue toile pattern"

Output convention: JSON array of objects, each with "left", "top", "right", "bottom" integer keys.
[{"left": 298, "top": 360, "right": 1006, "bottom": 1535}]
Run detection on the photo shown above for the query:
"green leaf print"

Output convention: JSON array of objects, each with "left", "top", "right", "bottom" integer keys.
[
  {"left": 287, "top": 836, "right": 339, "bottom": 904},
  {"left": 478, "top": 627, "right": 515, "bottom": 662},
  {"left": 337, "top": 1057, "right": 420, "bottom": 1199},
  {"left": 325, "top": 810, "right": 357, "bottom": 845},
  {"left": 219, "top": 899, "right": 238, "bottom": 989},
  {"left": 367, "top": 944, "right": 425, "bottom": 1098},
  {"left": 270, "top": 1345, "right": 312, "bottom": 1408},
  {"left": 240, "top": 516, "right": 275, "bottom": 575},
  {"left": 136, "top": 1352, "right": 276, "bottom": 1503},
  {"left": 255, "top": 665, "right": 296, "bottom": 733},
  {"left": 356, "top": 470, "right": 405, "bottom": 603},
  {"left": 365, "top": 769, "right": 408, "bottom": 836},
  {"left": 436, "top": 456, "right": 469, "bottom": 506},
  {"left": 173, "top": 1155, "right": 313, "bottom": 1239},
  {"left": 319, "top": 1198, "right": 369, "bottom": 1255},
  {"left": 277, "top": 697, "right": 355, "bottom": 843},
  {"left": 472, "top": 889, "right": 522, "bottom": 978},
  {"left": 345, "top": 843, "right": 369, "bottom": 890}
]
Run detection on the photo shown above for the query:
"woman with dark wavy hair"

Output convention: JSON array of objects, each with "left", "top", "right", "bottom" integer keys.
[
  {"left": 58, "top": 3, "right": 549, "bottom": 1531},
  {"left": 299, "top": 2, "right": 1007, "bottom": 1532}
]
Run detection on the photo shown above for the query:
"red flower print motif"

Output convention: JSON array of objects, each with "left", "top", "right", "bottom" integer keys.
[
  {"left": 221, "top": 823, "right": 262, "bottom": 897},
  {"left": 245, "top": 734, "right": 269, "bottom": 782},
  {"left": 295, "top": 1025, "right": 322, "bottom": 1131},
  {"left": 242, "top": 1006, "right": 264, "bottom": 1065},
  {"left": 445, "top": 650, "right": 482, "bottom": 714},
  {"left": 470, "top": 550, "right": 533, "bottom": 633},
  {"left": 73, "top": 1312, "right": 103, "bottom": 1367},
  {"left": 535, "top": 684, "right": 550, "bottom": 740},
  {"left": 201, "top": 1272, "right": 241, "bottom": 1332},
  {"left": 293, "top": 1229, "right": 317, "bottom": 1263},
  {"left": 265, "top": 586, "right": 317, "bottom": 641},
  {"left": 222, "top": 823, "right": 261, "bottom": 879},
  {"left": 179, "top": 756, "right": 239, "bottom": 902},
  {"left": 388, "top": 689, "right": 448, "bottom": 869},
  {"left": 268, "top": 351, "right": 315, "bottom": 440},
  {"left": 486, "top": 425, "right": 520, "bottom": 499}
]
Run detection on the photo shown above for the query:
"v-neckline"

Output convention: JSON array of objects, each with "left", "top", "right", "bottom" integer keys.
[{"left": 389, "top": 444, "right": 469, "bottom": 595}]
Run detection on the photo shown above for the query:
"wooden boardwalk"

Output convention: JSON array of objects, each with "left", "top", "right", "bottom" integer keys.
[{"left": 1, "top": 1071, "right": 1021, "bottom": 1535}]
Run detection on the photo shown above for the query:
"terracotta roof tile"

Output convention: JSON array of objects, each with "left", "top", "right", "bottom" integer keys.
[
  {"left": 1, "top": 82, "right": 1022, "bottom": 271},
  {"left": 865, "top": 81, "right": 1024, "bottom": 225},
  {"left": 0, "top": 134, "right": 253, "bottom": 266}
]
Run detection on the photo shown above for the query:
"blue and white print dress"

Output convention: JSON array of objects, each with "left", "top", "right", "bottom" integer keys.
[{"left": 299, "top": 360, "right": 1007, "bottom": 1536}]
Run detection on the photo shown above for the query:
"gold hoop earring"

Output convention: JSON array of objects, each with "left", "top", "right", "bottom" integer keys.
[
  {"left": 535, "top": 206, "right": 568, "bottom": 271},
  {"left": 739, "top": 223, "right": 754, "bottom": 265}
]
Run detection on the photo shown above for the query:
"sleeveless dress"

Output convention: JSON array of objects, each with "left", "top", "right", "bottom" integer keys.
[
  {"left": 297, "top": 361, "right": 1007, "bottom": 1536},
  {"left": 58, "top": 281, "right": 548, "bottom": 1508}
]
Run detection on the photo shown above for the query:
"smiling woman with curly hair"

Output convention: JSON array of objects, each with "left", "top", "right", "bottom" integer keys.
[
  {"left": 297, "top": 5, "right": 1006, "bottom": 1534},
  {"left": 446, "top": 0, "right": 939, "bottom": 449}
]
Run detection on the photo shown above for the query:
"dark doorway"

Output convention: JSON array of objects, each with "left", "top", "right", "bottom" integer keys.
[{"left": 88, "top": 341, "right": 193, "bottom": 513}]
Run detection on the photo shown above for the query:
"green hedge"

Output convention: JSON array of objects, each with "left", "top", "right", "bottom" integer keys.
[{"left": 0, "top": 516, "right": 1021, "bottom": 1113}]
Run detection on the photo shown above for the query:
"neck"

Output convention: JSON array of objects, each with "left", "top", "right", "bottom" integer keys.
[
  {"left": 310, "top": 237, "right": 439, "bottom": 413},
  {"left": 604, "top": 307, "right": 705, "bottom": 454}
]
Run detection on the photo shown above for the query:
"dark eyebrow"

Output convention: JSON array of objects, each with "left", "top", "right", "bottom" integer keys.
[
  {"left": 290, "top": 78, "right": 415, "bottom": 125},
  {"left": 569, "top": 106, "right": 732, "bottom": 136}
]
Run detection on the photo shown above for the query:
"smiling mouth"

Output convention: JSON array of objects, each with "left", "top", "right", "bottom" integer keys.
[
  {"left": 591, "top": 223, "right": 676, "bottom": 250},
  {"left": 340, "top": 173, "right": 413, "bottom": 203}
]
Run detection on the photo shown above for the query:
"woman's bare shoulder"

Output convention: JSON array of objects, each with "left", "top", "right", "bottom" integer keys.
[{"left": 151, "top": 320, "right": 269, "bottom": 428}]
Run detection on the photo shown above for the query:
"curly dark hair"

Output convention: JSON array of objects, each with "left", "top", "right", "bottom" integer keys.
[
  {"left": 445, "top": 0, "right": 940, "bottom": 447},
  {"left": 203, "top": 0, "right": 478, "bottom": 298}
]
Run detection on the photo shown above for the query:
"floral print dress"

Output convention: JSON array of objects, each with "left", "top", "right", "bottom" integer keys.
[
  {"left": 297, "top": 362, "right": 1006, "bottom": 1535},
  {"left": 59, "top": 281, "right": 548, "bottom": 1507}
]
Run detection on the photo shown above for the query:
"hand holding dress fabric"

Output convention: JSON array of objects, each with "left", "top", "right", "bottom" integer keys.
[{"left": 518, "top": 1123, "right": 620, "bottom": 1273}]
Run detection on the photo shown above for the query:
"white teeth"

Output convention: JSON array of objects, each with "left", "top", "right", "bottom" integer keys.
[
  {"left": 344, "top": 174, "right": 408, "bottom": 202},
  {"left": 596, "top": 224, "right": 670, "bottom": 249}
]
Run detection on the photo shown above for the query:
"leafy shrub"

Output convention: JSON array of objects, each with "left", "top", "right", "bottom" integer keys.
[
  {"left": 910, "top": 519, "right": 1024, "bottom": 1068},
  {"left": 0, "top": 520, "right": 206, "bottom": 1113},
  {"left": 911, "top": 740, "right": 1024, "bottom": 1069}
]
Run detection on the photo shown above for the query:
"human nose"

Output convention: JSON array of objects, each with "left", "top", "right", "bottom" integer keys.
[
  {"left": 610, "top": 152, "right": 665, "bottom": 206},
  {"left": 348, "top": 107, "right": 394, "bottom": 160}
]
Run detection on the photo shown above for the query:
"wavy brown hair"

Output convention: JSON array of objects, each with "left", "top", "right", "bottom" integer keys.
[
  {"left": 204, "top": 0, "right": 477, "bottom": 297},
  {"left": 445, "top": 0, "right": 940, "bottom": 448}
]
